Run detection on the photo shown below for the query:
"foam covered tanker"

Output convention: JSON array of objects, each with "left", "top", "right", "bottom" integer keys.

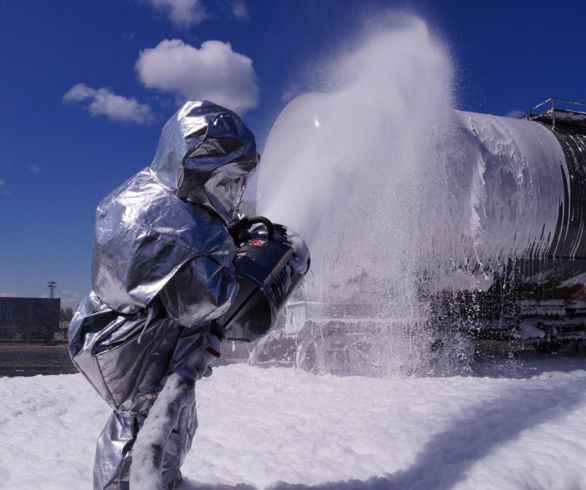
[
  {"left": 432, "top": 100, "right": 586, "bottom": 351},
  {"left": 453, "top": 100, "right": 586, "bottom": 351},
  {"left": 255, "top": 97, "right": 586, "bottom": 374}
]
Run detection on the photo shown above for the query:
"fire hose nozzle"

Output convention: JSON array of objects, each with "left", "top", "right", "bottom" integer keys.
[{"left": 229, "top": 215, "right": 275, "bottom": 245}]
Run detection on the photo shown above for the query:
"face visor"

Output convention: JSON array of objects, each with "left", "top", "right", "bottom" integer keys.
[{"left": 178, "top": 157, "right": 257, "bottom": 223}]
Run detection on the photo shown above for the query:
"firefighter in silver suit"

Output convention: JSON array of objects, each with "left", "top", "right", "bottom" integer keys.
[{"left": 68, "top": 100, "right": 258, "bottom": 489}]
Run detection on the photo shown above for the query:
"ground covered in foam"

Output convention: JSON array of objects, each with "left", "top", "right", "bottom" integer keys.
[{"left": 1, "top": 359, "right": 585, "bottom": 489}]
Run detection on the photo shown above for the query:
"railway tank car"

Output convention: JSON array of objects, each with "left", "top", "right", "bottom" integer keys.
[
  {"left": 249, "top": 98, "right": 586, "bottom": 374},
  {"left": 465, "top": 98, "right": 586, "bottom": 352}
]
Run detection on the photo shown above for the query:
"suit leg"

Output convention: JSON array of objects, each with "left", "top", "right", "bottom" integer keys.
[{"left": 93, "top": 411, "right": 143, "bottom": 490}]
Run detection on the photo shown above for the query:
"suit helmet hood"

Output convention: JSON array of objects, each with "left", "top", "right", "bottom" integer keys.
[{"left": 150, "top": 100, "right": 258, "bottom": 223}]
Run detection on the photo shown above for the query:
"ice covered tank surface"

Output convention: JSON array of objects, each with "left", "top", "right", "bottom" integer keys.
[{"left": 449, "top": 110, "right": 568, "bottom": 266}]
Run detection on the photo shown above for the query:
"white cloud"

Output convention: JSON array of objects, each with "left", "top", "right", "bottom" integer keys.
[
  {"left": 149, "top": 0, "right": 206, "bottom": 28},
  {"left": 63, "top": 84, "right": 153, "bottom": 124},
  {"left": 136, "top": 39, "right": 259, "bottom": 113},
  {"left": 29, "top": 164, "right": 41, "bottom": 174},
  {"left": 0, "top": 177, "right": 5, "bottom": 186},
  {"left": 230, "top": 0, "right": 249, "bottom": 20}
]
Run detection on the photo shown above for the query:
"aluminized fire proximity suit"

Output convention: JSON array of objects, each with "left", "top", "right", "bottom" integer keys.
[{"left": 68, "top": 100, "right": 258, "bottom": 489}]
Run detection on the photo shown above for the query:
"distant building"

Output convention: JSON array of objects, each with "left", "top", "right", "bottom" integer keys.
[{"left": 0, "top": 297, "right": 60, "bottom": 343}]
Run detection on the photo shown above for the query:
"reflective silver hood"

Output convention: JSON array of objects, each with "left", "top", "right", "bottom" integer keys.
[{"left": 150, "top": 100, "right": 258, "bottom": 223}]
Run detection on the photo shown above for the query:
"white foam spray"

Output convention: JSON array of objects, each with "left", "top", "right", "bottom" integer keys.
[{"left": 256, "top": 17, "right": 567, "bottom": 375}]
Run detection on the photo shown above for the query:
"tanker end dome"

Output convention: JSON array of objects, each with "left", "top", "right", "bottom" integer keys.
[{"left": 526, "top": 98, "right": 586, "bottom": 261}]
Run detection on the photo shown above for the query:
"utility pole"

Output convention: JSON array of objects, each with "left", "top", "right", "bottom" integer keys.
[{"left": 48, "top": 281, "right": 56, "bottom": 299}]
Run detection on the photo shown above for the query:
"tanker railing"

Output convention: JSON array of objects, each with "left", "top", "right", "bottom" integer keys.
[{"left": 526, "top": 97, "right": 586, "bottom": 132}]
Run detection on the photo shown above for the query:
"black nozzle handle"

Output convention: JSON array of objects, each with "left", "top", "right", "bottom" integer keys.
[{"left": 245, "top": 216, "right": 275, "bottom": 240}]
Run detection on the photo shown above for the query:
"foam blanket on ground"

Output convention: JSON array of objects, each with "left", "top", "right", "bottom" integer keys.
[{"left": 0, "top": 361, "right": 585, "bottom": 489}]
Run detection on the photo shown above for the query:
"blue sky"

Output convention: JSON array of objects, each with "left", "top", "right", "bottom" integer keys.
[{"left": 1, "top": 0, "right": 585, "bottom": 307}]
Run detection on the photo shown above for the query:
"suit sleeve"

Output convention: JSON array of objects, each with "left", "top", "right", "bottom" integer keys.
[{"left": 157, "top": 254, "right": 238, "bottom": 327}]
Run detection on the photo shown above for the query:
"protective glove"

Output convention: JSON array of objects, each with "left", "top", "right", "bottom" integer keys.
[
  {"left": 228, "top": 216, "right": 252, "bottom": 245},
  {"left": 195, "top": 332, "right": 223, "bottom": 379}
]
